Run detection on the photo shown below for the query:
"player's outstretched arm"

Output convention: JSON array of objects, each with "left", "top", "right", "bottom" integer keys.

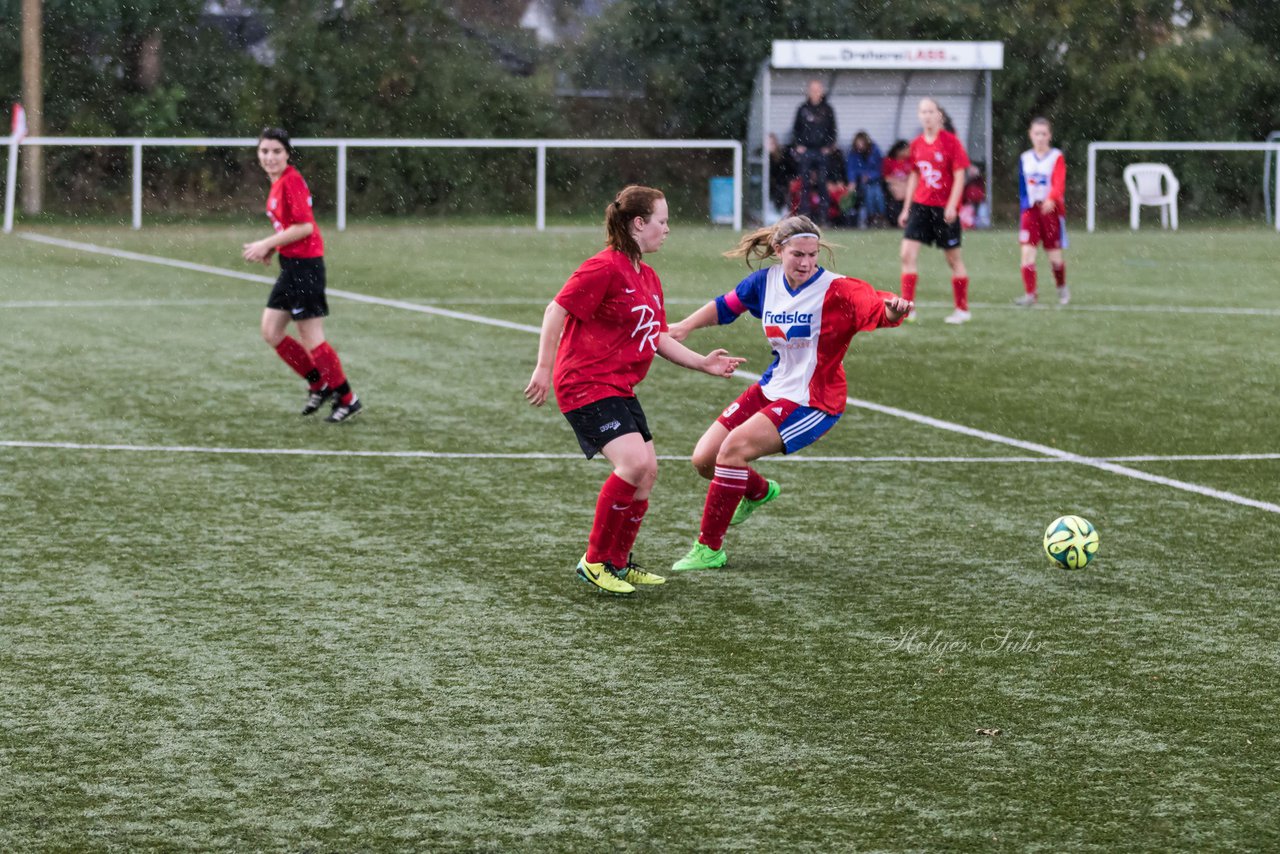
[
  {"left": 666, "top": 301, "right": 719, "bottom": 343},
  {"left": 657, "top": 333, "right": 745, "bottom": 378},
  {"left": 883, "top": 295, "right": 914, "bottom": 324},
  {"left": 525, "top": 300, "right": 568, "bottom": 407}
]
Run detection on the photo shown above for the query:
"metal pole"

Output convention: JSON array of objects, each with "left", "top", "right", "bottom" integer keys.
[
  {"left": 536, "top": 144, "right": 546, "bottom": 231},
  {"left": 1274, "top": 142, "right": 1280, "bottom": 233},
  {"left": 132, "top": 142, "right": 142, "bottom": 229},
  {"left": 20, "top": 0, "right": 43, "bottom": 214},
  {"left": 733, "top": 142, "right": 743, "bottom": 231},
  {"left": 3, "top": 140, "right": 18, "bottom": 232},
  {"left": 1086, "top": 143, "right": 1097, "bottom": 233},
  {"left": 984, "top": 69, "right": 994, "bottom": 225},
  {"left": 761, "top": 66, "right": 771, "bottom": 223},
  {"left": 337, "top": 143, "right": 347, "bottom": 232}
]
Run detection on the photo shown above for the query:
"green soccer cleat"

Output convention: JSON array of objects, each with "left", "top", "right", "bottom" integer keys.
[
  {"left": 616, "top": 554, "right": 666, "bottom": 586},
  {"left": 730, "top": 479, "right": 780, "bottom": 527},
  {"left": 671, "top": 542, "right": 728, "bottom": 572},
  {"left": 576, "top": 555, "right": 635, "bottom": 595}
]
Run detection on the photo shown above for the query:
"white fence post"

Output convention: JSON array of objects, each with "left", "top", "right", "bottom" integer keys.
[
  {"left": 732, "top": 142, "right": 743, "bottom": 231},
  {"left": 337, "top": 143, "right": 347, "bottom": 232},
  {"left": 1086, "top": 143, "right": 1097, "bottom": 233},
  {"left": 132, "top": 143, "right": 143, "bottom": 230},
  {"left": 3, "top": 138, "right": 17, "bottom": 233},
  {"left": 536, "top": 144, "right": 546, "bottom": 232},
  {"left": 3, "top": 136, "right": 747, "bottom": 233}
]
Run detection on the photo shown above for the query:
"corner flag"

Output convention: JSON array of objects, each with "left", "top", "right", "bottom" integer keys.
[{"left": 11, "top": 103, "right": 27, "bottom": 142}]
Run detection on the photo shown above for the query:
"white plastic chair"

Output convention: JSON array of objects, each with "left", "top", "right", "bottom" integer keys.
[{"left": 1123, "top": 163, "right": 1180, "bottom": 230}]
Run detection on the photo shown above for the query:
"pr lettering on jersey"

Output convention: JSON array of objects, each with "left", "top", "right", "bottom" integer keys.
[
  {"left": 630, "top": 296, "right": 662, "bottom": 354},
  {"left": 917, "top": 161, "right": 943, "bottom": 189}
]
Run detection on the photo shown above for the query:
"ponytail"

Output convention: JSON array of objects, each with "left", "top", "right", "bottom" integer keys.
[
  {"left": 722, "top": 215, "right": 836, "bottom": 267},
  {"left": 605, "top": 185, "right": 665, "bottom": 264}
]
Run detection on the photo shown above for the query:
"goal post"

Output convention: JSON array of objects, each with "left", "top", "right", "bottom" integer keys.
[{"left": 1086, "top": 140, "right": 1280, "bottom": 233}]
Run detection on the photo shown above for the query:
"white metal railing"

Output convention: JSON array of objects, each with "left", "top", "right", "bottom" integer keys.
[
  {"left": 3, "top": 136, "right": 744, "bottom": 233},
  {"left": 1087, "top": 140, "right": 1280, "bottom": 232}
]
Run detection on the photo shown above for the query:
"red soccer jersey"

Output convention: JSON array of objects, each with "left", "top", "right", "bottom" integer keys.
[
  {"left": 909, "top": 130, "right": 971, "bottom": 208},
  {"left": 552, "top": 249, "right": 668, "bottom": 413},
  {"left": 266, "top": 165, "right": 324, "bottom": 258}
]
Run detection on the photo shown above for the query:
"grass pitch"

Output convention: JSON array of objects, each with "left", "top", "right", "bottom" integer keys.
[{"left": 2, "top": 222, "right": 1279, "bottom": 850}]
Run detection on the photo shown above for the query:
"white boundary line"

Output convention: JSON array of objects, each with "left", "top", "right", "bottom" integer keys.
[
  {"left": 18, "top": 232, "right": 1280, "bottom": 318},
  {"left": 16, "top": 231, "right": 1280, "bottom": 515},
  {"left": 3, "top": 441, "right": 1277, "bottom": 465},
  {"left": 17, "top": 232, "right": 541, "bottom": 334},
  {"left": 0, "top": 298, "right": 246, "bottom": 308}
]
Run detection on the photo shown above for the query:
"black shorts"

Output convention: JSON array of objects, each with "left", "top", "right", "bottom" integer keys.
[
  {"left": 563, "top": 396, "right": 652, "bottom": 460},
  {"left": 904, "top": 204, "right": 962, "bottom": 249},
  {"left": 266, "top": 256, "right": 329, "bottom": 320}
]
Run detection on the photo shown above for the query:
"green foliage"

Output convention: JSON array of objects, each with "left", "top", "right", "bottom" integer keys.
[
  {"left": 2, "top": 0, "right": 558, "bottom": 215},
  {"left": 567, "top": 0, "right": 1280, "bottom": 218}
]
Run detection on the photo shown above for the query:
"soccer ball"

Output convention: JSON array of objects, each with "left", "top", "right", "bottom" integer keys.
[{"left": 1043, "top": 515, "right": 1099, "bottom": 569}]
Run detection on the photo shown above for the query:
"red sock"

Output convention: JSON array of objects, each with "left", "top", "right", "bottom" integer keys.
[
  {"left": 900, "top": 272, "right": 918, "bottom": 303},
  {"left": 612, "top": 498, "right": 649, "bottom": 568},
  {"left": 586, "top": 473, "right": 638, "bottom": 566},
  {"left": 1021, "top": 265, "right": 1037, "bottom": 295},
  {"left": 952, "top": 276, "right": 969, "bottom": 311},
  {"left": 744, "top": 467, "right": 770, "bottom": 502},
  {"left": 275, "top": 336, "right": 320, "bottom": 387},
  {"left": 1052, "top": 262, "right": 1066, "bottom": 287},
  {"left": 697, "top": 466, "right": 749, "bottom": 551},
  {"left": 310, "top": 342, "right": 353, "bottom": 404}
]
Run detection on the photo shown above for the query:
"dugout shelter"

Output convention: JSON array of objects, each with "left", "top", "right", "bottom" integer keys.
[{"left": 748, "top": 40, "right": 1004, "bottom": 224}]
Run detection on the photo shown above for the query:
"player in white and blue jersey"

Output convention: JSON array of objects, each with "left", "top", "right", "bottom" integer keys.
[
  {"left": 1015, "top": 117, "right": 1070, "bottom": 306},
  {"left": 665, "top": 215, "right": 913, "bottom": 572}
]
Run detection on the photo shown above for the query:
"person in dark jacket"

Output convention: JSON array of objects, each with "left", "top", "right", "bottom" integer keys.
[
  {"left": 846, "top": 131, "right": 886, "bottom": 228},
  {"left": 791, "top": 79, "right": 838, "bottom": 224}
]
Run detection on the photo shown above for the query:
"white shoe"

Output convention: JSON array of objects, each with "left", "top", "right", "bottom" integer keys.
[
  {"left": 944, "top": 309, "right": 972, "bottom": 325},
  {"left": 1013, "top": 293, "right": 1037, "bottom": 307},
  {"left": 1057, "top": 286, "right": 1071, "bottom": 306}
]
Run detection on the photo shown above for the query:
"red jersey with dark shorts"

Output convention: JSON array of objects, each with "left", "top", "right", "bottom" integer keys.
[
  {"left": 909, "top": 130, "right": 970, "bottom": 208},
  {"left": 267, "top": 165, "right": 324, "bottom": 258},
  {"left": 552, "top": 249, "right": 668, "bottom": 413}
]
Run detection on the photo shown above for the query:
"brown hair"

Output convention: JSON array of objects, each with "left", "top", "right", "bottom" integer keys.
[
  {"left": 605, "top": 185, "right": 665, "bottom": 263},
  {"left": 1030, "top": 116, "right": 1052, "bottom": 131},
  {"left": 722, "top": 215, "right": 836, "bottom": 267}
]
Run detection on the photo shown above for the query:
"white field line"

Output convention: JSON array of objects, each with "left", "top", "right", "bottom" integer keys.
[
  {"left": 17, "top": 232, "right": 541, "bottom": 334},
  {"left": 18, "top": 232, "right": 1280, "bottom": 318},
  {"left": 17, "top": 231, "right": 1280, "bottom": 515},
  {"left": 1, "top": 298, "right": 247, "bottom": 308},
  {"left": 3, "top": 441, "right": 1278, "bottom": 465},
  {"left": 10, "top": 294, "right": 1280, "bottom": 317}
]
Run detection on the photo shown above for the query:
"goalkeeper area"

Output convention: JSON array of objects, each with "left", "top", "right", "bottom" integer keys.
[{"left": 3, "top": 222, "right": 1279, "bottom": 849}]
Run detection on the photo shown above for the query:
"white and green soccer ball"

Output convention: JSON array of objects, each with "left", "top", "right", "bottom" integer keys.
[{"left": 1043, "top": 515, "right": 1099, "bottom": 569}]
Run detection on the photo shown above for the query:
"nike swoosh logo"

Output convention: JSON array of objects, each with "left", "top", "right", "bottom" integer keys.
[
  {"left": 291, "top": 308, "right": 304, "bottom": 315},
  {"left": 624, "top": 288, "right": 636, "bottom": 293},
  {"left": 583, "top": 564, "right": 601, "bottom": 581}
]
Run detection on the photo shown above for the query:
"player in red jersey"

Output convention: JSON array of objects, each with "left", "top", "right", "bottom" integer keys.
[
  {"left": 1015, "top": 117, "right": 1070, "bottom": 306},
  {"left": 898, "top": 98, "right": 973, "bottom": 325},
  {"left": 242, "top": 127, "right": 362, "bottom": 422},
  {"left": 525, "top": 185, "right": 746, "bottom": 595},
  {"left": 665, "top": 216, "right": 912, "bottom": 571}
]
